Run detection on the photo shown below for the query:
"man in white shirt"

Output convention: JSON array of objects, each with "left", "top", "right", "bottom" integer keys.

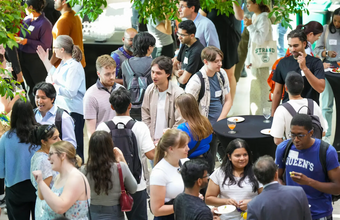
[
  {"left": 142, "top": 56, "right": 184, "bottom": 142},
  {"left": 96, "top": 87, "right": 155, "bottom": 220},
  {"left": 271, "top": 71, "right": 327, "bottom": 145},
  {"left": 83, "top": 55, "right": 123, "bottom": 138}
]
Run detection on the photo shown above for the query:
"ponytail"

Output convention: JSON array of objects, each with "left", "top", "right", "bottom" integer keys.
[
  {"left": 72, "top": 45, "right": 83, "bottom": 62},
  {"left": 74, "top": 154, "right": 83, "bottom": 168}
]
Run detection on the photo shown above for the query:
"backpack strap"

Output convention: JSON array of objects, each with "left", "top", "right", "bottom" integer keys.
[
  {"left": 105, "top": 120, "right": 116, "bottom": 131},
  {"left": 217, "top": 71, "right": 225, "bottom": 103},
  {"left": 188, "top": 140, "right": 202, "bottom": 158},
  {"left": 125, "top": 119, "right": 136, "bottom": 130},
  {"left": 307, "top": 99, "right": 314, "bottom": 115},
  {"left": 282, "top": 102, "right": 297, "bottom": 117},
  {"left": 282, "top": 139, "right": 294, "bottom": 166},
  {"left": 319, "top": 140, "right": 330, "bottom": 179},
  {"left": 197, "top": 71, "right": 205, "bottom": 104},
  {"left": 55, "top": 107, "right": 64, "bottom": 139}
]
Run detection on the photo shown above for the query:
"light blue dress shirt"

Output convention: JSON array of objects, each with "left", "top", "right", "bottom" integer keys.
[
  {"left": 35, "top": 105, "right": 77, "bottom": 148},
  {"left": 193, "top": 13, "right": 220, "bottom": 49},
  {"left": 47, "top": 58, "right": 86, "bottom": 115}
]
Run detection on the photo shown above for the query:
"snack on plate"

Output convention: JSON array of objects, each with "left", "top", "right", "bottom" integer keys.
[{"left": 332, "top": 68, "right": 340, "bottom": 73}]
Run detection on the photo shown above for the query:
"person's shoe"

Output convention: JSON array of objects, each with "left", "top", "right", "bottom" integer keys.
[{"left": 3, "top": 207, "right": 7, "bottom": 214}]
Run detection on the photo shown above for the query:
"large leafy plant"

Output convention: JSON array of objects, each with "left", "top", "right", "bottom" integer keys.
[
  {"left": 0, "top": 0, "right": 26, "bottom": 100},
  {"left": 67, "top": 0, "right": 310, "bottom": 29}
]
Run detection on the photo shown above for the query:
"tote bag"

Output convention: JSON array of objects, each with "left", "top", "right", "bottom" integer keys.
[
  {"left": 250, "top": 16, "right": 277, "bottom": 68},
  {"left": 251, "top": 39, "right": 277, "bottom": 68}
]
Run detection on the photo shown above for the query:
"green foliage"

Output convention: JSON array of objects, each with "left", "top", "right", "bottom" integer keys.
[
  {"left": 67, "top": 0, "right": 107, "bottom": 21},
  {"left": 0, "top": 0, "right": 27, "bottom": 101},
  {"left": 65, "top": 0, "right": 310, "bottom": 29}
]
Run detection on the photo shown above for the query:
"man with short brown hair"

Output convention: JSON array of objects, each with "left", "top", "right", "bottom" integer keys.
[{"left": 83, "top": 55, "right": 123, "bottom": 137}]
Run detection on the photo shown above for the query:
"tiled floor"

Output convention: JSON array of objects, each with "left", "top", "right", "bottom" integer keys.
[{"left": 1, "top": 70, "right": 339, "bottom": 219}]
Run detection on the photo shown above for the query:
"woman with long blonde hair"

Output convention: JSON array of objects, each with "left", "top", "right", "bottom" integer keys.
[
  {"left": 150, "top": 129, "right": 189, "bottom": 220},
  {"left": 176, "top": 93, "right": 213, "bottom": 173},
  {"left": 32, "top": 141, "right": 90, "bottom": 219}
]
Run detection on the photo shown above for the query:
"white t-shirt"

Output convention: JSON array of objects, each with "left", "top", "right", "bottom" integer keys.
[
  {"left": 154, "top": 90, "right": 168, "bottom": 140},
  {"left": 150, "top": 158, "right": 188, "bottom": 202},
  {"left": 96, "top": 116, "right": 155, "bottom": 191},
  {"left": 210, "top": 168, "right": 262, "bottom": 220},
  {"left": 270, "top": 99, "right": 328, "bottom": 139}
]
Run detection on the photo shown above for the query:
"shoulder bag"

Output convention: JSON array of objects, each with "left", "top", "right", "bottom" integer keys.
[{"left": 117, "top": 162, "right": 134, "bottom": 212}]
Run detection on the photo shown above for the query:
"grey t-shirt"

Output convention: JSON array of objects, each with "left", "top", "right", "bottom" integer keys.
[
  {"left": 208, "top": 73, "right": 223, "bottom": 126},
  {"left": 174, "top": 193, "right": 213, "bottom": 220},
  {"left": 315, "top": 24, "right": 340, "bottom": 62},
  {"left": 80, "top": 162, "right": 137, "bottom": 206},
  {"left": 147, "top": 17, "right": 173, "bottom": 47}
]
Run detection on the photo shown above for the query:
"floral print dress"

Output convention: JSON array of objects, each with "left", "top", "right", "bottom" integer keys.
[{"left": 41, "top": 185, "right": 90, "bottom": 219}]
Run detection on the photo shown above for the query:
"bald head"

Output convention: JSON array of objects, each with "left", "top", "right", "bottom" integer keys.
[{"left": 123, "top": 28, "right": 137, "bottom": 53}]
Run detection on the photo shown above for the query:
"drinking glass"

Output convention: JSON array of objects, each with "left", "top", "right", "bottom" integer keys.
[
  {"left": 263, "top": 107, "right": 271, "bottom": 123},
  {"left": 227, "top": 120, "right": 236, "bottom": 134}
]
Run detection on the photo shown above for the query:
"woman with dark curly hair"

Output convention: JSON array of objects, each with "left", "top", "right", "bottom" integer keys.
[
  {"left": 81, "top": 131, "right": 137, "bottom": 219},
  {"left": 205, "top": 139, "right": 263, "bottom": 220},
  {"left": 0, "top": 99, "right": 39, "bottom": 219},
  {"left": 30, "top": 124, "right": 60, "bottom": 219}
]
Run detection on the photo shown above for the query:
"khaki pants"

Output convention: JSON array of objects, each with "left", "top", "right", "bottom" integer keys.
[{"left": 250, "top": 67, "right": 270, "bottom": 115}]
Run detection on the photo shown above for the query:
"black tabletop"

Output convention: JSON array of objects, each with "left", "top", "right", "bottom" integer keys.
[
  {"left": 213, "top": 115, "right": 273, "bottom": 139},
  {"left": 213, "top": 115, "right": 277, "bottom": 162}
]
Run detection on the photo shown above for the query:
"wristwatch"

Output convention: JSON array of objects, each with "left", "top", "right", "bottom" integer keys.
[{"left": 325, "top": 50, "right": 329, "bottom": 57}]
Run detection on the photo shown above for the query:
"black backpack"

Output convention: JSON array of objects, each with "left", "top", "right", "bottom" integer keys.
[
  {"left": 282, "top": 99, "right": 323, "bottom": 139},
  {"left": 125, "top": 59, "right": 151, "bottom": 105},
  {"left": 282, "top": 139, "right": 340, "bottom": 203},
  {"left": 34, "top": 107, "right": 69, "bottom": 139},
  {"left": 104, "top": 119, "right": 142, "bottom": 184},
  {"left": 196, "top": 71, "right": 225, "bottom": 103}
]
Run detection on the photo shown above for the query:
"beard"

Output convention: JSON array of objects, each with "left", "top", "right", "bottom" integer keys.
[{"left": 124, "top": 43, "right": 133, "bottom": 53}]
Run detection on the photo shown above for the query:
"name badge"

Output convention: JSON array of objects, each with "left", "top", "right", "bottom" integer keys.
[
  {"left": 301, "top": 70, "right": 305, "bottom": 77},
  {"left": 215, "top": 90, "right": 222, "bottom": 97},
  {"left": 183, "top": 57, "right": 188, "bottom": 64},
  {"left": 288, "top": 150, "right": 299, "bottom": 159},
  {"left": 28, "top": 25, "right": 35, "bottom": 31},
  {"left": 329, "top": 39, "right": 337, "bottom": 45}
]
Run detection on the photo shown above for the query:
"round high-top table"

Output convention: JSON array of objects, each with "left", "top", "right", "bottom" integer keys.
[{"left": 213, "top": 115, "right": 277, "bottom": 162}]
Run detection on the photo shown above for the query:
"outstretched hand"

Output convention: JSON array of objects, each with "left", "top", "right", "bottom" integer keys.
[{"left": 36, "top": 45, "right": 49, "bottom": 62}]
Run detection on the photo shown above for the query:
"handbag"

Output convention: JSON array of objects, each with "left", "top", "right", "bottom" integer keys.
[
  {"left": 117, "top": 162, "right": 134, "bottom": 212},
  {"left": 251, "top": 40, "right": 277, "bottom": 68},
  {"left": 250, "top": 19, "right": 277, "bottom": 68}
]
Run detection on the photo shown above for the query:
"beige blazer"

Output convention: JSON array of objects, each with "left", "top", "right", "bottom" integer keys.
[{"left": 141, "top": 81, "right": 185, "bottom": 140}]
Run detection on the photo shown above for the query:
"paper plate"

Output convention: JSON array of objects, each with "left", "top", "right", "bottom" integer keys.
[
  {"left": 260, "top": 129, "right": 271, "bottom": 135},
  {"left": 227, "top": 117, "right": 245, "bottom": 123},
  {"left": 214, "top": 205, "right": 236, "bottom": 214}
]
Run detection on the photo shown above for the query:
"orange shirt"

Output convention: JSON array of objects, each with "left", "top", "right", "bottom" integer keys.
[{"left": 52, "top": 10, "right": 86, "bottom": 67}]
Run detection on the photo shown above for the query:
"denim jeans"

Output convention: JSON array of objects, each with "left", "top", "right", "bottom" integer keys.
[
  {"left": 321, "top": 79, "right": 334, "bottom": 137},
  {"left": 277, "top": 22, "right": 288, "bottom": 58}
]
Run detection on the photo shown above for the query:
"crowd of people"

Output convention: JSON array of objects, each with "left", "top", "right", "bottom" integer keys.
[{"left": 1, "top": 0, "right": 340, "bottom": 219}]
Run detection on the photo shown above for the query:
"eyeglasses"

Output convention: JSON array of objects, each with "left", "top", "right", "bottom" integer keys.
[
  {"left": 53, "top": 46, "right": 60, "bottom": 50},
  {"left": 44, "top": 124, "right": 55, "bottom": 134},
  {"left": 178, "top": 5, "right": 188, "bottom": 9},
  {"left": 288, "top": 129, "right": 313, "bottom": 140},
  {"left": 177, "top": 32, "right": 190, "bottom": 37},
  {"left": 201, "top": 174, "right": 210, "bottom": 179},
  {"left": 48, "top": 151, "right": 58, "bottom": 158}
]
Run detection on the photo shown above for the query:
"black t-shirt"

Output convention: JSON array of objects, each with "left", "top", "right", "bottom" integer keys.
[
  {"left": 174, "top": 193, "right": 213, "bottom": 220},
  {"left": 177, "top": 39, "right": 204, "bottom": 88},
  {"left": 273, "top": 55, "right": 325, "bottom": 104}
]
